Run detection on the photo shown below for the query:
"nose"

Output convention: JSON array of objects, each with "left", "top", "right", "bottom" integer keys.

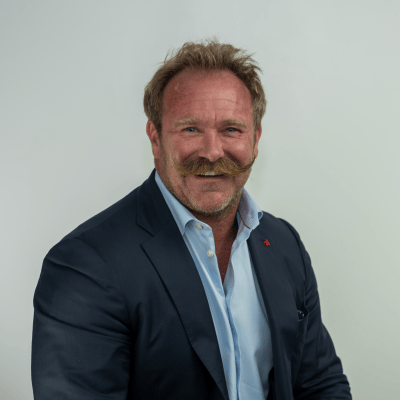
[{"left": 197, "top": 130, "right": 224, "bottom": 162}]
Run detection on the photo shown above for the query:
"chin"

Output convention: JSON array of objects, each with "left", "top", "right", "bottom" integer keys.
[
  {"left": 190, "top": 206, "right": 228, "bottom": 218},
  {"left": 188, "top": 197, "right": 235, "bottom": 217}
]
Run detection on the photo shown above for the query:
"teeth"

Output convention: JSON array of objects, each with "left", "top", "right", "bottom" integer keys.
[
  {"left": 203, "top": 172, "right": 217, "bottom": 176},
  {"left": 197, "top": 174, "right": 223, "bottom": 177}
]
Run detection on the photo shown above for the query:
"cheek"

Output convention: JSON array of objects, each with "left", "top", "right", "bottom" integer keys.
[
  {"left": 162, "top": 147, "right": 182, "bottom": 176},
  {"left": 231, "top": 143, "right": 254, "bottom": 163},
  {"left": 170, "top": 141, "right": 195, "bottom": 163}
]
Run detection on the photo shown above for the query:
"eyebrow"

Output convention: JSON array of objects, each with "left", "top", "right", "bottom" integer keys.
[{"left": 173, "top": 117, "right": 249, "bottom": 130}]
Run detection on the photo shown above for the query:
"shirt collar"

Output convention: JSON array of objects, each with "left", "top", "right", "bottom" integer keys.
[
  {"left": 237, "top": 188, "right": 263, "bottom": 231},
  {"left": 155, "top": 170, "right": 263, "bottom": 236}
]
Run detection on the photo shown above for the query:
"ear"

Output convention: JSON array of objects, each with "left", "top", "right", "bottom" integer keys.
[
  {"left": 146, "top": 120, "right": 161, "bottom": 159},
  {"left": 253, "top": 124, "right": 262, "bottom": 158}
]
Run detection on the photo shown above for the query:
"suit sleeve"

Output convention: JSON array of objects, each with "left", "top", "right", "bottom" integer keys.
[
  {"left": 279, "top": 219, "right": 352, "bottom": 400},
  {"left": 32, "top": 238, "right": 131, "bottom": 399}
]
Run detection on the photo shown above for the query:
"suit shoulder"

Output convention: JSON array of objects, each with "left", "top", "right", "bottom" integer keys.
[
  {"left": 47, "top": 186, "right": 142, "bottom": 254},
  {"left": 258, "top": 211, "right": 310, "bottom": 275},
  {"left": 259, "top": 210, "right": 302, "bottom": 241}
]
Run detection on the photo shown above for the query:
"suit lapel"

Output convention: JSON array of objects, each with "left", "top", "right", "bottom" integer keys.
[
  {"left": 137, "top": 170, "right": 229, "bottom": 400},
  {"left": 248, "top": 221, "right": 298, "bottom": 400}
]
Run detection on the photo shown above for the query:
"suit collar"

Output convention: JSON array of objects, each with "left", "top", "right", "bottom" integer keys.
[{"left": 136, "top": 169, "right": 172, "bottom": 235}]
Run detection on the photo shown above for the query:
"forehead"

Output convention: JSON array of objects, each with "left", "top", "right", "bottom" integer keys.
[{"left": 163, "top": 69, "right": 253, "bottom": 115}]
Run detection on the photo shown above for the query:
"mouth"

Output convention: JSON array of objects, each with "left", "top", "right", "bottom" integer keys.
[
  {"left": 195, "top": 173, "right": 226, "bottom": 178},
  {"left": 196, "top": 173, "right": 224, "bottom": 178}
]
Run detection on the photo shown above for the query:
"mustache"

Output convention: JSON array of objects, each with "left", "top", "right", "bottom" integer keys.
[{"left": 173, "top": 156, "right": 256, "bottom": 177}]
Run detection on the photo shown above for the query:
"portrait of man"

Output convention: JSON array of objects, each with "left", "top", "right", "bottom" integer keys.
[{"left": 31, "top": 38, "right": 352, "bottom": 399}]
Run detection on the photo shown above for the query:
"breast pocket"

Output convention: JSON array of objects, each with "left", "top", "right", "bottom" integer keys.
[{"left": 294, "top": 304, "right": 309, "bottom": 343}]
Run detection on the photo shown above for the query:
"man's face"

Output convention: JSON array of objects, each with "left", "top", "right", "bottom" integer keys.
[{"left": 146, "top": 69, "right": 262, "bottom": 218}]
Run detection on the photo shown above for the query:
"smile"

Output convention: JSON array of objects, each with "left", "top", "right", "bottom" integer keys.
[
  {"left": 196, "top": 174, "right": 225, "bottom": 178},
  {"left": 193, "top": 174, "right": 228, "bottom": 181}
]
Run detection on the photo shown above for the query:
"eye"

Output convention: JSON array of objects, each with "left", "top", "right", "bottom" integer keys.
[{"left": 183, "top": 127, "right": 241, "bottom": 132}]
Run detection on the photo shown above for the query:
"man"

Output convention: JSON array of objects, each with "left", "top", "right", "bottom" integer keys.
[{"left": 32, "top": 39, "right": 352, "bottom": 400}]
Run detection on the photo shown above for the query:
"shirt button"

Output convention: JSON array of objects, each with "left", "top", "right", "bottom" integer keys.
[
  {"left": 196, "top": 223, "right": 202, "bottom": 230},
  {"left": 206, "top": 250, "right": 214, "bottom": 258}
]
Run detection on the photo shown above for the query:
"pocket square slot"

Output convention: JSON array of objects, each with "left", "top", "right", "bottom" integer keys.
[{"left": 297, "top": 310, "right": 305, "bottom": 320}]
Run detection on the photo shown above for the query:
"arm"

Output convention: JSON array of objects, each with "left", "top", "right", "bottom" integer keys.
[
  {"left": 32, "top": 238, "right": 131, "bottom": 399},
  {"left": 280, "top": 219, "right": 352, "bottom": 400}
]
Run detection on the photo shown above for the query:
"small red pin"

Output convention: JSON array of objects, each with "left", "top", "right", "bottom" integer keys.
[{"left": 264, "top": 239, "right": 270, "bottom": 247}]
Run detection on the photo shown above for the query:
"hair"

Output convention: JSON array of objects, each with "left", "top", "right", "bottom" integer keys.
[{"left": 143, "top": 35, "right": 267, "bottom": 138}]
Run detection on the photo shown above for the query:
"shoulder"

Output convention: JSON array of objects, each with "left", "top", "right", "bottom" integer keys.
[
  {"left": 46, "top": 183, "right": 149, "bottom": 264},
  {"left": 67, "top": 186, "right": 139, "bottom": 237},
  {"left": 257, "top": 211, "right": 313, "bottom": 290},
  {"left": 258, "top": 210, "right": 304, "bottom": 248}
]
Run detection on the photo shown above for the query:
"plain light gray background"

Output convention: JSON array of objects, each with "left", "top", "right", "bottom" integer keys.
[{"left": 1, "top": 1, "right": 399, "bottom": 399}]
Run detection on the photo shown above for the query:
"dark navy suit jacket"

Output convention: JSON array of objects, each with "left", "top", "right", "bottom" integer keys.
[{"left": 32, "top": 169, "right": 352, "bottom": 399}]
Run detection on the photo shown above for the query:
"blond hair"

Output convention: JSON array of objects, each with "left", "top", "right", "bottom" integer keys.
[{"left": 143, "top": 36, "right": 267, "bottom": 137}]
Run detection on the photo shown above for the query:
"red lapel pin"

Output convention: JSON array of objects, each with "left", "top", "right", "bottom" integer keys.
[{"left": 264, "top": 239, "right": 270, "bottom": 247}]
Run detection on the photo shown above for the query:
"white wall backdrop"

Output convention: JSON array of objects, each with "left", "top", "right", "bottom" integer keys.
[{"left": 1, "top": 1, "right": 399, "bottom": 399}]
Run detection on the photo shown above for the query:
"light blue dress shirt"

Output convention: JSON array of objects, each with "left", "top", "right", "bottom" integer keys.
[{"left": 155, "top": 171, "right": 273, "bottom": 400}]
